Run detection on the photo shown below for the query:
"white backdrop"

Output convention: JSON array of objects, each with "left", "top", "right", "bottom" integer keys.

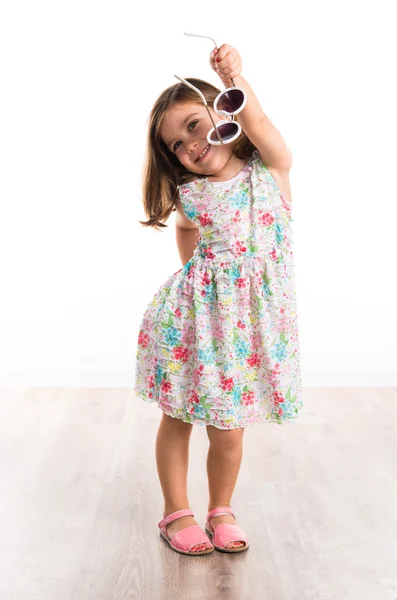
[{"left": 0, "top": 0, "right": 396, "bottom": 386}]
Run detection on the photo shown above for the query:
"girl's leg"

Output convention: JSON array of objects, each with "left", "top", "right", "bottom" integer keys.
[
  {"left": 155, "top": 412, "right": 211, "bottom": 552},
  {"left": 206, "top": 425, "right": 245, "bottom": 548}
]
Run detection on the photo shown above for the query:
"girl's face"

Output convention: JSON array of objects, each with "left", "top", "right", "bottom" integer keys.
[{"left": 160, "top": 102, "right": 235, "bottom": 176}]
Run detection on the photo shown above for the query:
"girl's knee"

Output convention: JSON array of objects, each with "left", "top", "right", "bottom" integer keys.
[
  {"left": 206, "top": 425, "right": 244, "bottom": 446},
  {"left": 161, "top": 412, "right": 193, "bottom": 434}
]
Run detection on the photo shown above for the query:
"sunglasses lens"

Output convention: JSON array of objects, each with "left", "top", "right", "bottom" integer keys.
[
  {"left": 209, "top": 122, "right": 239, "bottom": 143},
  {"left": 217, "top": 89, "right": 245, "bottom": 114}
]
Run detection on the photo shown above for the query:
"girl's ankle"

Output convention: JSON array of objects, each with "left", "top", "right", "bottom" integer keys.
[{"left": 164, "top": 505, "right": 191, "bottom": 517}]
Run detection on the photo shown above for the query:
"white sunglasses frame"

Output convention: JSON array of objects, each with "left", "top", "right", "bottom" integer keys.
[
  {"left": 174, "top": 75, "right": 245, "bottom": 146},
  {"left": 173, "top": 32, "right": 247, "bottom": 146}
]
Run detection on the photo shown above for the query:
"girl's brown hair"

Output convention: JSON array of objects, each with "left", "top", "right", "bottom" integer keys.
[{"left": 139, "top": 78, "right": 256, "bottom": 230}]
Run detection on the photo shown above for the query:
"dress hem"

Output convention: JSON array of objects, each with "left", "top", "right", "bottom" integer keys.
[{"left": 134, "top": 387, "right": 302, "bottom": 430}]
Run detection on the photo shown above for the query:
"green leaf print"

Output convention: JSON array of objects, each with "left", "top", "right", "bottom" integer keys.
[
  {"left": 167, "top": 315, "right": 174, "bottom": 326},
  {"left": 256, "top": 298, "right": 264, "bottom": 310},
  {"left": 200, "top": 396, "right": 207, "bottom": 403}
]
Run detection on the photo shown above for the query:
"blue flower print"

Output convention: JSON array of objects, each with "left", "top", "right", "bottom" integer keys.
[
  {"left": 232, "top": 386, "right": 242, "bottom": 406},
  {"left": 271, "top": 341, "right": 288, "bottom": 362},
  {"left": 163, "top": 327, "right": 182, "bottom": 347},
  {"left": 193, "top": 404, "right": 207, "bottom": 419},
  {"left": 275, "top": 222, "right": 285, "bottom": 245},
  {"left": 234, "top": 338, "right": 250, "bottom": 359},
  {"left": 155, "top": 362, "right": 164, "bottom": 385},
  {"left": 229, "top": 191, "right": 248, "bottom": 209},
  {"left": 198, "top": 346, "right": 217, "bottom": 365},
  {"left": 183, "top": 204, "right": 199, "bottom": 221},
  {"left": 229, "top": 265, "right": 241, "bottom": 284}
]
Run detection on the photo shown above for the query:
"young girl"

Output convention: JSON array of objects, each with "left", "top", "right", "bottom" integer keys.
[{"left": 134, "top": 42, "right": 303, "bottom": 556}]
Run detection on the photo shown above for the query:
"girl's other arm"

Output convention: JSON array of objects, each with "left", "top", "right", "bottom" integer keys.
[{"left": 174, "top": 196, "right": 199, "bottom": 265}]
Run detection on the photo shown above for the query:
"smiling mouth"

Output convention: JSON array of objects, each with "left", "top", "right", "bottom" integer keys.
[{"left": 195, "top": 144, "right": 210, "bottom": 162}]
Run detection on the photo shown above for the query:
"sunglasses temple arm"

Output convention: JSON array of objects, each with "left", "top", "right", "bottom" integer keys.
[{"left": 184, "top": 32, "right": 217, "bottom": 49}]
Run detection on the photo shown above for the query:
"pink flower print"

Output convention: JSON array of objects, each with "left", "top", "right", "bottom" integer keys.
[
  {"left": 242, "top": 390, "right": 255, "bottom": 406},
  {"left": 181, "top": 327, "right": 195, "bottom": 346},
  {"left": 251, "top": 332, "right": 262, "bottom": 349},
  {"left": 175, "top": 307, "right": 182, "bottom": 318},
  {"left": 220, "top": 374, "right": 234, "bottom": 391},
  {"left": 188, "top": 390, "right": 200, "bottom": 405},
  {"left": 268, "top": 364, "right": 282, "bottom": 386},
  {"left": 236, "top": 278, "right": 246, "bottom": 289},
  {"left": 270, "top": 248, "right": 278, "bottom": 261},
  {"left": 138, "top": 330, "right": 150, "bottom": 348},
  {"left": 235, "top": 240, "right": 247, "bottom": 256},
  {"left": 232, "top": 210, "right": 241, "bottom": 223},
  {"left": 186, "top": 264, "right": 196, "bottom": 280},
  {"left": 246, "top": 352, "right": 261, "bottom": 368},
  {"left": 148, "top": 375, "right": 155, "bottom": 389},
  {"left": 198, "top": 213, "right": 213, "bottom": 226},
  {"left": 173, "top": 345, "right": 189, "bottom": 363},
  {"left": 202, "top": 272, "right": 211, "bottom": 286},
  {"left": 237, "top": 320, "right": 246, "bottom": 330},
  {"left": 161, "top": 380, "right": 172, "bottom": 394},
  {"left": 259, "top": 212, "right": 274, "bottom": 227},
  {"left": 280, "top": 193, "right": 291, "bottom": 214},
  {"left": 203, "top": 247, "right": 215, "bottom": 260},
  {"left": 273, "top": 390, "right": 284, "bottom": 405},
  {"left": 211, "top": 319, "right": 227, "bottom": 342}
]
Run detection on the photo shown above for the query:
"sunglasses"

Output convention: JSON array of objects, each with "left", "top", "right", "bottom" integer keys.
[{"left": 174, "top": 33, "right": 247, "bottom": 146}]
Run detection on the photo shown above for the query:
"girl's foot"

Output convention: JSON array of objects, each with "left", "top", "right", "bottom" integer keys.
[
  {"left": 208, "top": 513, "right": 245, "bottom": 549},
  {"left": 165, "top": 515, "right": 213, "bottom": 553}
]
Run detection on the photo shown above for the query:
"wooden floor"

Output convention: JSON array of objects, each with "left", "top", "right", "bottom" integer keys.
[{"left": 0, "top": 387, "right": 396, "bottom": 600}]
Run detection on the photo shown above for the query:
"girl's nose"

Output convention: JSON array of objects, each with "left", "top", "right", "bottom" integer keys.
[{"left": 188, "top": 140, "right": 198, "bottom": 155}]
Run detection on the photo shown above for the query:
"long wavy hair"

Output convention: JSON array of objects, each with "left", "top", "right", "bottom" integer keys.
[{"left": 139, "top": 78, "right": 256, "bottom": 230}]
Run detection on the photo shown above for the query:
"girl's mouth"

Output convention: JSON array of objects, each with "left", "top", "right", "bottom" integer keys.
[{"left": 195, "top": 144, "right": 210, "bottom": 162}]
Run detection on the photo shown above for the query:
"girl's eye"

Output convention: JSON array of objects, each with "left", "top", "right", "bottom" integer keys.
[{"left": 173, "top": 121, "right": 198, "bottom": 152}]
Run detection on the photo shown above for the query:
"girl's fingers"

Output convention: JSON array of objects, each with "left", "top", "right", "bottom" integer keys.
[
  {"left": 221, "top": 55, "right": 240, "bottom": 76},
  {"left": 215, "top": 44, "right": 233, "bottom": 66},
  {"left": 213, "top": 45, "right": 242, "bottom": 79}
]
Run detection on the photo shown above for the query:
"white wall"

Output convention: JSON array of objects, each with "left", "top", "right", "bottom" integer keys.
[{"left": 0, "top": 0, "right": 396, "bottom": 386}]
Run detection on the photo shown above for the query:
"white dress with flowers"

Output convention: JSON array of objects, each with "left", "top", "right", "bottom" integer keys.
[{"left": 134, "top": 150, "right": 303, "bottom": 430}]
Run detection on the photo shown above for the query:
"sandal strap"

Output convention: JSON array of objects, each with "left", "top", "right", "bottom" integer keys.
[
  {"left": 158, "top": 508, "right": 194, "bottom": 530},
  {"left": 207, "top": 506, "right": 235, "bottom": 521}
]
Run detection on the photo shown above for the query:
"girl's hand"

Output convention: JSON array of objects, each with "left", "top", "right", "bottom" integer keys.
[{"left": 209, "top": 44, "right": 242, "bottom": 84}]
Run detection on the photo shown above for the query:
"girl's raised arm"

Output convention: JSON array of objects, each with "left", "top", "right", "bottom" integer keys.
[{"left": 211, "top": 44, "right": 292, "bottom": 174}]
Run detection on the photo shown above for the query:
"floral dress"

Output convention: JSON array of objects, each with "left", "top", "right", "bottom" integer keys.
[{"left": 134, "top": 150, "right": 303, "bottom": 430}]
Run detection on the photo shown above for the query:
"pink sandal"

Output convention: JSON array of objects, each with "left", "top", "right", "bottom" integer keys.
[
  {"left": 158, "top": 509, "right": 214, "bottom": 556},
  {"left": 205, "top": 506, "right": 250, "bottom": 553}
]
